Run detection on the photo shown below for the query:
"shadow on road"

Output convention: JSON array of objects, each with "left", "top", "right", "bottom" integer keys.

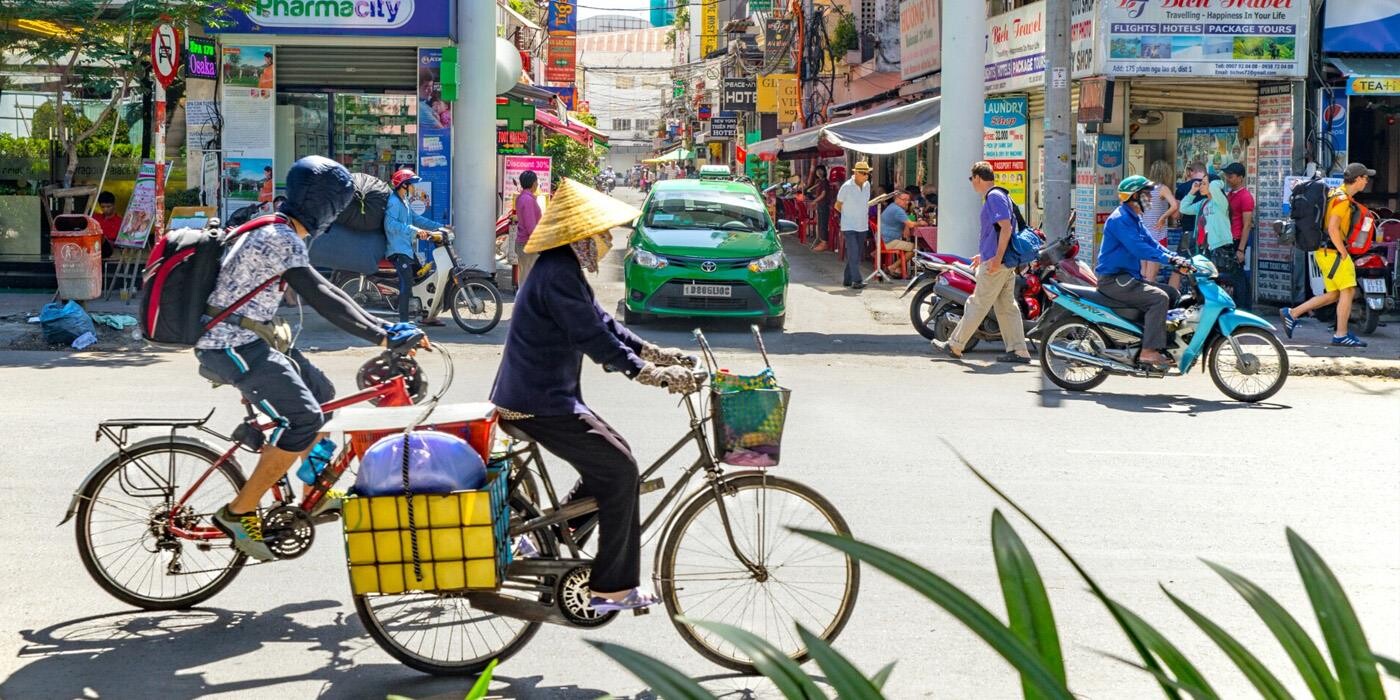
[
  {"left": 0, "top": 350, "right": 168, "bottom": 370},
  {"left": 1031, "top": 389, "right": 1291, "bottom": 414},
  {"left": 4, "top": 602, "right": 608, "bottom": 699}
]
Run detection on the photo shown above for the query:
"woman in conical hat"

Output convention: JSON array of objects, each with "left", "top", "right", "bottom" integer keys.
[{"left": 489, "top": 178, "right": 696, "bottom": 612}]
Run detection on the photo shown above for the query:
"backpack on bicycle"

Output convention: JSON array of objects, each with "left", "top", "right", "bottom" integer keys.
[{"left": 138, "top": 214, "right": 286, "bottom": 346}]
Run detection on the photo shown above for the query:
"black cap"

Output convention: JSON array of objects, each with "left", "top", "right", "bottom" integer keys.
[
  {"left": 1222, "top": 162, "right": 1246, "bottom": 177},
  {"left": 1344, "top": 162, "right": 1376, "bottom": 181}
]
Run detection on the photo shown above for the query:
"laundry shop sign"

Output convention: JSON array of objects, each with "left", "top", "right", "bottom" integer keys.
[{"left": 210, "top": 0, "right": 453, "bottom": 37}]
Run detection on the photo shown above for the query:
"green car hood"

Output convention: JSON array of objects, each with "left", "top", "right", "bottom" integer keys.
[{"left": 636, "top": 227, "right": 778, "bottom": 259}]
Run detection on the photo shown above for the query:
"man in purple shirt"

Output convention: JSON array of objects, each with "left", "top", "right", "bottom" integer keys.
[
  {"left": 931, "top": 161, "right": 1031, "bottom": 363},
  {"left": 514, "top": 170, "right": 543, "bottom": 283}
]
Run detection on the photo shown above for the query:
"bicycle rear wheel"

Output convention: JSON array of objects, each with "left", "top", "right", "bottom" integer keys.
[
  {"left": 339, "top": 274, "right": 389, "bottom": 311},
  {"left": 658, "top": 473, "right": 860, "bottom": 673},
  {"left": 74, "top": 440, "right": 248, "bottom": 610}
]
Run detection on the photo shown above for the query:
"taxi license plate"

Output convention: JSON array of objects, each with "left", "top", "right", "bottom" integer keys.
[
  {"left": 683, "top": 284, "right": 732, "bottom": 298},
  {"left": 1361, "top": 278, "right": 1386, "bottom": 294}
]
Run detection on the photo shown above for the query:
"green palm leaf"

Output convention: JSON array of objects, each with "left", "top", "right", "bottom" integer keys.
[
  {"left": 794, "top": 624, "right": 887, "bottom": 699},
  {"left": 684, "top": 619, "right": 826, "bottom": 699},
  {"left": 1288, "top": 529, "right": 1385, "bottom": 699},
  {"left": 943, "top": 440, "right": 1182, "bottom": 699},
  {"left": 1162, "top": 587, "right": 1292, "bottom": 699},
  {"left": 991, "top": 509, "right": 1066, "bottom": 699},
  {"left": 872, "top": 662, "right": 897, "bottom": 690},
  {"left": 589, "top": 641, "right": 717, "bottom": 700},
  {"left": 795, "top": 529, "right": 1073, "bottom": 700},
  {"left": 465, "top": 658, "right": 498, "bottom": 700},
  {"left": 1106, "top": 599, "right": 1219, "bottom": 698},
  {"left": 1203, "top": 560, "right": 1340, "bottom": 700},
  {"left": 1100, "top": 652, "right": 1219, "bottom": 700},
  {"left": 1376, "top": 654, "right": 1400, "bottom": 680}
]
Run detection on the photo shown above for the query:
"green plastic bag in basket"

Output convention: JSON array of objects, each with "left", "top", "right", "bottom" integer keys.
[{"left": 712, "top": 368, "right": 789, "bottom": 466}]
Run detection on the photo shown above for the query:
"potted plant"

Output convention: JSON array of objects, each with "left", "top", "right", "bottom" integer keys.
[{"left": 830, "top": 15, "right": 859, "bottom": 65}]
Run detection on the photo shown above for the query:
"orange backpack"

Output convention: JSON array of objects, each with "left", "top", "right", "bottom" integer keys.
[{"left": 1328, "top": 190, "right": 1377, "bottom": 255}]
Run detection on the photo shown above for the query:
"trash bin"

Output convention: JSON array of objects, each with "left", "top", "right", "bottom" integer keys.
[{"left": 51, "top": 214, "right": 104, "bottom": 300}]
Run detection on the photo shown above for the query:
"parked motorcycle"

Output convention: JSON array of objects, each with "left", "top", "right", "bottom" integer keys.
[
  {"left": 1035, "top": 255, "right": 1287, "bottom": 402},
  {"left": 1354, "top": 248, "right": 1393, "bottom": 335},
  {"left": 339, "top": 229, "right": 503, "bottom": 334},
  {"left": 902, "top": 234, "right": 1097, "bottom": 348}
]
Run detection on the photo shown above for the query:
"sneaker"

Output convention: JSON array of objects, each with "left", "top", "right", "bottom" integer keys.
[
  {"left": 1332, "top": 333, "right": 1368, "bottom": 348},
  {"left": 929, "top": 339, "right": 962, "bottom": 358},
  {"left": 211, "top": 505, "right": 276, "bottom": 562},
  {"left": 1279, "top": 308, "right": 1299, "bottom": 339},
  {"left": 997, "top": 352, "right": 1031, "bottom": 364},
  {"left": 851, "top": 282, "right": 867, "bottom": 290},
  {"left": 588, "top": 588, "right": 659, "bottom": 613},
  {"left": 310, "top": 489, "right": 345, "bottom": 519}
]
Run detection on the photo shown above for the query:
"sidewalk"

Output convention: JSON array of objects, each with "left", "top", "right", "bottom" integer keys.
[{"left": 783, "top": 242, "right": 1400, "bottom": 379}]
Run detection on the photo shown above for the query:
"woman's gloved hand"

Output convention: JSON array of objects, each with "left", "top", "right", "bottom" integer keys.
[
  {"left": 636, "top": 362, "right": 697, "bottom": 395},
  {"left": 641, "top": 342, "right": 696, "bottom": 368}
]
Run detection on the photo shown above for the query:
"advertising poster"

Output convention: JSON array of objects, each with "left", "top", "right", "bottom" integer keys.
[
  {"left": 1095, "top": 133, "right": 1124, "bottom": 246},
  {"left": 543, "top": 85, "right": 576, "bottom": 110},
  {"left": 1322, "top": 0, "right": 1400, "bottom": 54},
  {"left": 115, "top": 160, "right": 161, "bottom": 248},
  {"left": 1319, "top": 87, "right": 1348, "bottom": 171},
  {"left": 417, "top": 48, "right": 452, "bottom": 224},
  {"left": 546, "top": 0, "right": 577, "bottom": 85},
  {"left": 1074, "top": 127, "right": 1099, "bottom": 262},
  {"left": 899, "top": 0, "right": 940, "bottom": 81},
  {"left": 502, "top": 155, "right": 552, "bottom": 212},
  {"left": 1098, "top": 0, "right": 1309, "bottom": 78},
  {"left": 984, "top": 96, "right": 1029, "bottom": 211},
  {"left": 1175, "top": 127, "right": 1243, "bottom": 177},
  {"left": 700, "top": 0, "right": 718, "bottom": 57},
  {"left": 984, "top": 0, "right": 1095, "bottom": 93},
  {"left": 221, "top": 44, "right": 275, "bottom": 218},
  {"left": 1254, "top": 83, "right": 1294, "bottom": 303}
]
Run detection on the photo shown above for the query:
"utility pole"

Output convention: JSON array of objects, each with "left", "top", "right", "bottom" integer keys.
[
  {"left": 935, "top": 0, "right": 985, "bottom": 255},
  {"left": 451, "top": 0, "right": 496, "bottom": 273},
  {"left": 1043, "top": 0, "right": 1072, "bottom": 238}
]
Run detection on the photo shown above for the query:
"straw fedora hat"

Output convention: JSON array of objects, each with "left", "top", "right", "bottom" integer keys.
[{"left": 523, "top": 177, "right": 642, "bottom": 254}]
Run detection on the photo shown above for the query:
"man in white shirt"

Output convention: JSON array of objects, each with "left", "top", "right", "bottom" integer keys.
[{"left": 833, "top": 161, "right": 873, "bottom": 289}]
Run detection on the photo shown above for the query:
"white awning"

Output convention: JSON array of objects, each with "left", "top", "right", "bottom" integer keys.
[{"left": 821, "top": 97, "right": 941, "bottom": 155}]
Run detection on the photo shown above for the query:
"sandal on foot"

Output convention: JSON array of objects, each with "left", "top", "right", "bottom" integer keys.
[{"left": 588, "top": 588, "right": 659, "bottom": 613}]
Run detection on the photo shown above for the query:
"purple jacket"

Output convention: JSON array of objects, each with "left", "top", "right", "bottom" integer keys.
[{"left": 515, "top": 190, "right": 542, "bottom": 245}]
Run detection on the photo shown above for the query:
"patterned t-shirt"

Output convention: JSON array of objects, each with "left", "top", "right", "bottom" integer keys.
[{"left": 195, "top": 221, "right": 308, "bottom": 350}]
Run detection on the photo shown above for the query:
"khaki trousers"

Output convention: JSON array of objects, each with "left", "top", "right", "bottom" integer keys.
[{"left": 948, "top": 265, "right": 1027, "bottom": 354}]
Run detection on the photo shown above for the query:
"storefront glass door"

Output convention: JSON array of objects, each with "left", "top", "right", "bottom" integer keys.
[{"left": 334, "top": 94, "right": 417, "bottom": 182}]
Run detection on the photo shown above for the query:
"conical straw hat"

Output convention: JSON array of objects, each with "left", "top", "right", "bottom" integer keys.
[{"left": 524, "top": 178, "right": 642, "bottom": 254}]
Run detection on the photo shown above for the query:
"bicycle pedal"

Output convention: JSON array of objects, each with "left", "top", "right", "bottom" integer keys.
[
  {"left": 639, "top": 478, "right": 665, "bottom": 495},
  {"left": 633, "top": 607, "right": 651, "bottom": 616}
]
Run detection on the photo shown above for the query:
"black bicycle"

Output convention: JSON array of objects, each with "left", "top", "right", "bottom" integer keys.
[{"left": 356, "top": 331, "right": 860, "bottom": 675}]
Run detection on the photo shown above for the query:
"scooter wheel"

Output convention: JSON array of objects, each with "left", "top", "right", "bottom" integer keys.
[{"left": 1039, "top": 319, "right": 1110, "bottom": 392}]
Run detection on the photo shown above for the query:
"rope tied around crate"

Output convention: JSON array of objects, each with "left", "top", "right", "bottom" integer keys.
[{"left": 401, "top": 432, "right": 423, "bottom": 582}]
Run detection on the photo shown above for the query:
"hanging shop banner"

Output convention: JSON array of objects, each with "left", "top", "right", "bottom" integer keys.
[
  {"left": 764, "top": 18, "right": 795, "bottom": 73},
  {"left": 1323, "top": 0, "right": 1400, "bottom": 54},
  {"left": 1318, "top": 87, "right": 1348, "bottom": 168},
  {"left": 496, "top": 97, "right": 535, "bottom": 155},
  {"left": 417, "top": 48, "right": 452, "bottom": 224},
  {"left": 1175, "top": 127, "right": 1244, "bottom": 178},
  {"left": 186, "top": 36, "right": 217, "bottom": 80},
  {"left": 1097, "top": 0, "right": 1309, "bottom": 79},
  {"left": 899, "top": 0, "right": 940, "bottom": 81},
  {"left": 700, "top": 0, "right": 719, "bottom": 57},
  {"left": 710, "top": 116, "right": 738, "bottom": 138},
  {"left": 757, "top": 73, "right": 798, "bottom": 124},
  {"left": 722, "top": 77, "right": 756, "bottom": 112},
  {"left": 115, "top": 160, "right": 161, "bottom": 248},
  {"left": 542, "top": 85, "right": 576, "bottom": 110},
  {"left": 983, "top": 96, "right": 1028, "bottom": 211},
  {"left": 1254, "top": 82, "right": 1294, "bottom": 304},
  {"left": 985, "top": 0, "right": 1095, "bottom": 93},
  {"left": 209, "top": 0, "right": 455, "bottom": 39},
  {"left": 546, "top": 34, "right": 577, "bottom": 85},
  {"left": 220, "top": 44, "right": 276, "bottom": 218},
  {"left": 1348, "top": 76, "right": 1400, "bottom": 96},
  {"left": 546, "top": 0, "right": 577, "bottom": 33},
  {"left": 502, "top": 155, "right": 552, "bottom": 209}
]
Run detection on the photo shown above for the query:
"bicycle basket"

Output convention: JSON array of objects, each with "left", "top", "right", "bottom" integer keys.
[{"left": 711, "top": 367, "right": 790, "bottom": 467}]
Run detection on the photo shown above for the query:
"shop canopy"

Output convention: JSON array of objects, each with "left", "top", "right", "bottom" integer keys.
[
  {"left": 821, "top": 96, "right": 941, "bottom": 155},
  {"left": 774, "top": 122, "right": 845, "bottom": 160},
  {"left": 747, "top": 137, "right": 782, "bottom": 161},
  {"left": 536, "top": 110, "right": 593, "bottom": 146},
  {"left": 1327, "top": 56, "right": 1400, "bottom": 78},
  {"left": 643, "top": 148, "right": 694, "bottom": 163}
]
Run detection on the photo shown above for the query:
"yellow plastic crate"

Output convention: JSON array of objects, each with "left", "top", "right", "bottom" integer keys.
[{"left": 342, "top": 490, "right": 500, "bottom": 595}]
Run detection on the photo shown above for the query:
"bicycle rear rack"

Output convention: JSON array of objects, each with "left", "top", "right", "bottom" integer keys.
[{"left": 95, "top": 408, "right": 237, "bottom": 452}]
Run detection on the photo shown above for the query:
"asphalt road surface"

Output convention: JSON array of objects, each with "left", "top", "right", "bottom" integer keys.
[{"left": 1, "top": 187, "right": 1396, "bottom": 699}]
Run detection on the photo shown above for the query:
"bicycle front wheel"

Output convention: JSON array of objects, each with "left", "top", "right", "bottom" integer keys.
[{"left": 658, "top": 473, "right": 860, "bottom": 673}]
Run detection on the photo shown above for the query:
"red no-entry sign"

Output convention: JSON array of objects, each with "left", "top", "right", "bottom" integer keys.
[{"left": 150, "top": 23, "right": 180, "bottom": 88}]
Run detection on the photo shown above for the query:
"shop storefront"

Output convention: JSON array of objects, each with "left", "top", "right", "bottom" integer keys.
[
  {"left": 205, "top": 0, "right": 456, "bottom": 221},
  {"left": 1321, "top": 1, "right": 1400, "bottom": 215}
]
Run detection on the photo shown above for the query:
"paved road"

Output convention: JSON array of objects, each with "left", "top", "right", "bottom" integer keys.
[{"left": 1, "top": 188, "right": 1397, "bottom": 699}]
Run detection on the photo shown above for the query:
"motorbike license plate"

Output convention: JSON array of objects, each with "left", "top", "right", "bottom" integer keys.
[
  {"left": 1361, "top": 278, "right": 1386, "bottom": 294},
  {"left": 684, "top": 284, "right": 732, "bottom": 298}
]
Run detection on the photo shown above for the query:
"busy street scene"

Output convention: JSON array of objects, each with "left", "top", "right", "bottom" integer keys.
[{"left": 0, "top": 0, "right": 1397, "bottom": 698}]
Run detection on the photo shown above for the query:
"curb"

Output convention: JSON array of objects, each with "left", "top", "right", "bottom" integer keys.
[{"left": 1288, "top": 356, "right": 1400, "bottom": 379}]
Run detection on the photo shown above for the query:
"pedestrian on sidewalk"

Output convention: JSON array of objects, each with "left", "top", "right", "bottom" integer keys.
[
  {"left": 805, "top": 165, "right": 831, "bottom": 252},
  {"left": 514, "top": 170, "right": 543, "bottom": 284},
  {"left": 931, "top": 161, "right": 1031, "bottom": 363},
  {"left": 1222, "top": 161, "right": 1255, "bottom": 309},
  {"left": 1141, "top": 160, "right": 1179, "bottom": 282},
  {"left": 1279, "top": 162, "right": 1374, "bottom": 348},
  {"left": 834, "top": 161, "right": 872, "bottom": 289}
]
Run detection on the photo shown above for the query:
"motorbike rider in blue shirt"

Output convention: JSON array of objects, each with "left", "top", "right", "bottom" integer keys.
[{"left": 1095, "top": 175, "right": 1190, "bottom": 367}]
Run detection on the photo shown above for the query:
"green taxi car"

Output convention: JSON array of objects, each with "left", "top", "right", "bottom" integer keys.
[{"left": 621, "top": 178, "right": 797, "bottom": 329}]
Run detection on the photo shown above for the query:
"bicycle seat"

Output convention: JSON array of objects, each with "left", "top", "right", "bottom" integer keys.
[
  {"left": 322, "top": 402, "right": 497, "bottom": 434},
  {"left": 1058, "top": 284, "right": 1147, "bottom": 323}
]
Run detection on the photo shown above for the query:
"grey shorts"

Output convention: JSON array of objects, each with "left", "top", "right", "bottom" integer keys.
[{"left": 195, "top": 340, "right": 335, "bottom": 452}]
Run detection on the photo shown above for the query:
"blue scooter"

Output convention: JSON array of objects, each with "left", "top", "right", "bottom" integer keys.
[{"left": 1033, "top": 255, "right": 1288, "bottom": 402}]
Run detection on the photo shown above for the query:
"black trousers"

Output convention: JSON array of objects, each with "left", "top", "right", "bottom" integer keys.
[
  {"left": 503, "top": 411, "right": 641, "bottom": 593},
  {"left": 388, "top": 253, "right": 416, "bottom": 323},
  {"left": 1098, "top": 273, "right": 1181, "bottom": 351}
]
